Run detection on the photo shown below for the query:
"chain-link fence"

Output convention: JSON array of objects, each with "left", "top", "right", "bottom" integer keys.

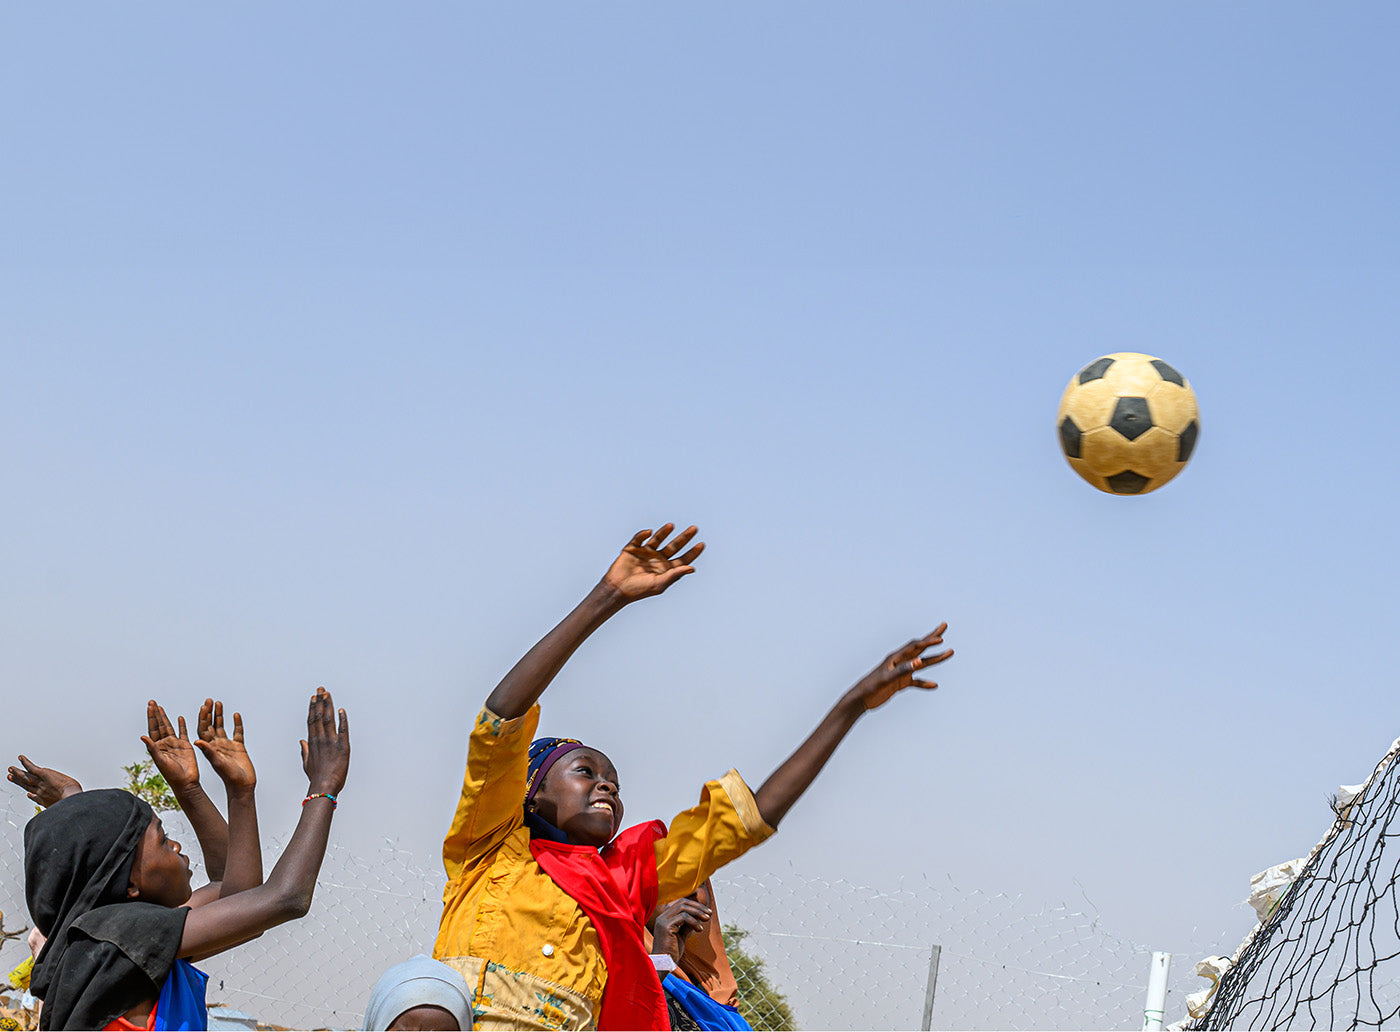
[{"left": 0, "top": 793, "right": 1223, "bottom": 1029}]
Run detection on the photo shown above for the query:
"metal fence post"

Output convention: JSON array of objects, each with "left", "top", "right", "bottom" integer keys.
[
  {"left": 1142, "top": 951, "right": 1171, "bottom": 1031},
  {"left": 920, "top": 943, "right": 942, "bottom": 1031}
]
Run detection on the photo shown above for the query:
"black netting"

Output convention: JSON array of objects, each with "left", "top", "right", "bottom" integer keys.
[{"left": 1194, "top": 742, "right": 1400, "bottom": 1030}]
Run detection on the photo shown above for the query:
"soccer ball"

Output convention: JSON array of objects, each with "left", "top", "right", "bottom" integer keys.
[{"left": 1057, "top": 353, "right": 1200, "bottom": 495}]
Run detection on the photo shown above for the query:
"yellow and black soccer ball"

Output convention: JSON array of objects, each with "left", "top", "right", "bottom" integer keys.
[{"left": 1057, "top": 353, "right": 1199, "bottom": 495}]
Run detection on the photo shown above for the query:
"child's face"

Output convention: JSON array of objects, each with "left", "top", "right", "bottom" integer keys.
[
  {"left": 532, "top": 747, "right": 623, "bottom": 847},
  {"left": 126, "top": 816, "right": 192, "bottom": 907}
]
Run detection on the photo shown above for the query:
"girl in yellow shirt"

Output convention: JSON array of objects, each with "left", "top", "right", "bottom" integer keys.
[{"left": 434, "top": 523, "right": 953, "bottom": 1031}]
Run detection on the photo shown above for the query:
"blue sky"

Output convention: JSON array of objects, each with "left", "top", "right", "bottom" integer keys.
[{"left": 4, "top": 1, "right": 1400, "bottom": 969}]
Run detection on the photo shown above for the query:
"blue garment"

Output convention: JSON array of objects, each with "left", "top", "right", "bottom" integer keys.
[
  {"left": 662, "top": 973, "right": 751, "bottom": 1031},
  {"left": 154, "top": 959, "right": 208, "bottom": 1031}
]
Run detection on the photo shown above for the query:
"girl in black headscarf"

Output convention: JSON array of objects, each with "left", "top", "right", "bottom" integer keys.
[{"left": 24, "top": 688, "right": 351, "bottom": 1030}]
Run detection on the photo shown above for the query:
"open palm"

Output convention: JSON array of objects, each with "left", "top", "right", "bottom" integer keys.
[
  {"left": 602, "top": 523, "right": 705, "bottom": 601},
  {"left": 142, "top": 700, "right": 201, "bottom": 790}
]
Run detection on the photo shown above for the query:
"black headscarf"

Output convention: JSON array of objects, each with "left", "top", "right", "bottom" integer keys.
[{"left": 25, "top": 789, "right": 188, "bottom": 1030}]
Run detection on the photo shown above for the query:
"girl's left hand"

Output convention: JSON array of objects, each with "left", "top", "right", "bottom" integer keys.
[
  {"left": 850, "top": 624, "right": 954, "bottom": 711},
  {"left": 195, "top": 698, "right": 257, "bottom": 791}
]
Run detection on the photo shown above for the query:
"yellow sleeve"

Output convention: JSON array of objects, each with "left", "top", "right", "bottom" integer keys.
[
  {"left": 654, "top": 769, "right": 776, "bottom": 906},
  {"left": 442, "top": 704, "right": 540, "bottom": 884}
]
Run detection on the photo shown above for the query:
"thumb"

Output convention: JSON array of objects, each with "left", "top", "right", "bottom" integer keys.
[
  {"left": 659, "top": 566, "right": 694, "bottom": 587},
  {"left": 300, "top": 740, "right": 309, "bottom": 767}
]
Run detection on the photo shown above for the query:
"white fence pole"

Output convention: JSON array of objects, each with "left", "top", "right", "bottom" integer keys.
[
  {"left": 1142, "top": 951, "right": 1171, "bottom": 1031},
  {"left": 920, "top": 943, "right": 942, "bottom": 1031}
]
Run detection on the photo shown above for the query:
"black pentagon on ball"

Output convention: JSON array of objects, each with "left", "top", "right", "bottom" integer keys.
[
  {"left": 1059, "top": 416, "right": 1083, "bottom": 459},
  {"left": 1149, "top": 359, "right": 1185, "bottom": 386},
  {"left": 1077, "top": 357, "right": 1115, "bottom": 384},
  {"left": 1106, "top": 470, "right": 1151, "bottom": 494},
  {"left": 1108, "top": 396, "right": 1153, "bottom": 441},
  {"left": 1178, "top": 419, "right": 1199, "bottom": 462}
]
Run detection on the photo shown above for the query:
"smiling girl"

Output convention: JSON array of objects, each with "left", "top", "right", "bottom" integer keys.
[{"left": 434, "top": 524, "right": 953, "bottom": 1030}]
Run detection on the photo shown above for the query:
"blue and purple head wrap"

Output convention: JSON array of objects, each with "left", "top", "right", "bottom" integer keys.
[{"left": 526, "top": 736, "right": 587, "bottom": 803}]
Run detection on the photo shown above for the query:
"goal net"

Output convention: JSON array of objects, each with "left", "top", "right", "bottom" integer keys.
[{"left": 1189, "top": 736, "right": 1400, "bottom": 1030}]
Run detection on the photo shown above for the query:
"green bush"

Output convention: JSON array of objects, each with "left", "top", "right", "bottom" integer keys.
[
  {"left": 121, "top": 759, "right": 180, "bottom": 812},
  {"left": 723, "top": 924, "right": 796, "bottom": 1031}
]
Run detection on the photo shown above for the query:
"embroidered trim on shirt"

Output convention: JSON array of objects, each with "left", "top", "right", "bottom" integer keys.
[
  {"left": 479, "top": 705, "right": 533, "bottom": 740},
  {"left": 714, "top": 769, "right": 775, "bottom": 840}
]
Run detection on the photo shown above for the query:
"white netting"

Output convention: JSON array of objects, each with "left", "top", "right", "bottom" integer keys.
[{"left": 0, "top": 793, "right": 1219, "bottom": 1030}]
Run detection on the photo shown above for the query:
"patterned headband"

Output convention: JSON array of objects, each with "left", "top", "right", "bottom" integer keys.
[{"left": 526, "top": 737, "right": 586, "bottom": 803}]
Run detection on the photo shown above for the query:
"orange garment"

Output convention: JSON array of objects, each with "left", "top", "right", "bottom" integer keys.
[
  {"left": 642, "top": 879, "right": 740, "bottom": 1008},
  {"left": 434, "top": 705, "right": 773, "bottom": 1030},
  {"left": 103, "top": 1001, "right": 156, "bottom": 1031}
]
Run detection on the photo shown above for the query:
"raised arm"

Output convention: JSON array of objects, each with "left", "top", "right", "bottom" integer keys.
[
  {"left": 143, "top": 702, "right": 229, "bottom": 897},
  {"left": 754, "top": 624, "right": 953, "bottom": 829},
  {"left": 194, "top": 699, "right": 263, "bottom": 898},
  {"left": 7, "top": 756, "right": 82, "bottom": 807},
  {"left": 176, "top": 687, "right": 349, "bottom": 959},
  {"left": 484, "top": 523, "right": 704, "bottom": 720}
]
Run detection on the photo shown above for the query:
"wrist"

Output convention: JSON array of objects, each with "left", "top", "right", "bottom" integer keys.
[
  {"left": 308, "top": 781, "right": 343, "bottom": 797},
  {"left": 225, "top": 783, "right": 257, "bottom": 802},
  {"left": 169, "top": 779, "right": 205, "bottom": 800},
  {"left": 588, "top": 580, "right": 631, "bottom": 612},
  {"left": 834, "top": 691, "right": 869, "bottom": 721}
]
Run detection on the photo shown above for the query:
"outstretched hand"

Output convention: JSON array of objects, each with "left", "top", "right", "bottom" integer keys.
[
  {"left": 601, "top": 524, "right": 705, "bottom": 602},
  {"left": 142, "top": 701, "right": 202, "bottom": 792},
  {"left": 850, "top": 624, "right": 954, "bottom": 711},
  {"left": 301, "top": 688, "right": 350, "bottom": 796},
  {"left": 7, "top": 756, "right": 82, "bottom": 807},
  {"left": 195, "top": 698, "right": 257, "bottom": 791}
]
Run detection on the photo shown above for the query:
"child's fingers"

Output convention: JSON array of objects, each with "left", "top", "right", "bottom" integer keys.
[
  {"left": 628, "top": 529, "right": 652, "bottom": 548},
  {"left": 141, "top": 734, "right": 157, "bottom": 756},
  {"left": 233, "top": 712, "right": 244, "bottom": 743},
  {"left": 677, "top": 541, "right": 705, "bottom": 566},
  {"left": 193, "top": 739, "right": 211, "bottom": 756},
  {"left": 920, "top": 647, "right": 954, "bottom": 665},
  {"left": 659, "top": 525, "right": 698, "bottom": 558},
  {"left": 644, "top": 523, "right": 674, "bottom": 550},
  {"left": 299, "top": 740, "right": 309, "bottom": 767},
  {"left": 18, "top": 755, "right": 39, "bottom": 774},
  {"left": 915, "top": 624, "right": 948, "bottom": 649},
  {"left": 147, "top": 701, "right": 161, "bottom": 739},
  {"left": 910, "top": 678, "right": 940, "bottom": 691},
  {"left": 157, "top": 703, "right": 177, "bottom": 738},
  {"left": 337, "top": 708, "right": 349, "bottom": 742},
  {"left": 213, "top": 700, "right": 225, "bottom": 736},
  {"left": 177, "top": 715, "right": 189, "bottom": 741},
  {"left": 659, "top": 566, "right": 695, "bottom": 588}
]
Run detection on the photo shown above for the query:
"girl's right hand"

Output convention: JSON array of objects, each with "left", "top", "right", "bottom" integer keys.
[
  {"left": 300, "top": 687, "right": 350, "bottom": 795},
  {"left": 194, "top": 698, "right": 257, "bottom": 791}
]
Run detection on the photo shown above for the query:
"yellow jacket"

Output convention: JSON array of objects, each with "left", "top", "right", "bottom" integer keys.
[{"left": 433, "top": 705, "right": 773, "bottom": 1030}]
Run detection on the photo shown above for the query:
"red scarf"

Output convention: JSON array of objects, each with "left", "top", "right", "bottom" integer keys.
[{"left": 529, "top": 820, "right": 669, "bottom": 1031}]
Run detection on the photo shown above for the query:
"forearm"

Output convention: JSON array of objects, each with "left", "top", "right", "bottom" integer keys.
[
  {"left": 218, "top": 786, "right": 263, "bottom": 897},
  {"left": 754, "top": 694, "right": 865, "bottom": 829},
  {"left": 171, "top": 782, "right": 230, "bottom": 880},
  {"left": 178, "top": 795, "right": 336, "bottom": 958},
  {"left": 484, "top": 582, "right": 627, "bottom": 719}
]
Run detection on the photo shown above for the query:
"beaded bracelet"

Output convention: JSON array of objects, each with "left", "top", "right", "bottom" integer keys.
[{"left": 303, "top": 792, "right": 338, "bottom": 809}]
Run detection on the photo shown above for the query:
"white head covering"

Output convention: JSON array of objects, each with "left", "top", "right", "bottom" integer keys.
[{"left": 362, "top": 954, "right": 473, "bottom": 1031}]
